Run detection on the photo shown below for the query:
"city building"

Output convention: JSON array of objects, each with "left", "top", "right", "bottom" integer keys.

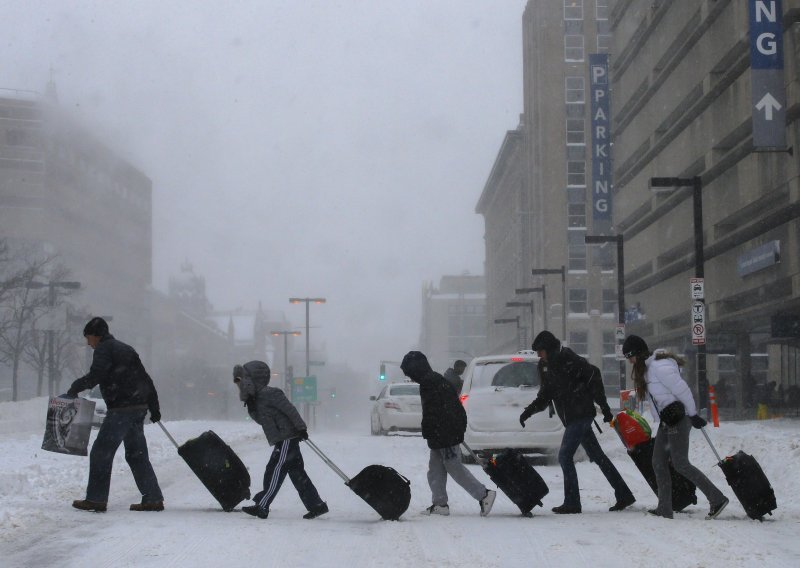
[
  {"left": 478, "top": 1, "right": 620, "bottom": 381},
  {"left": 0, "top": 84, "right": 152, "bottom": 356},
  {"left": 419, "top": 273, "right": 487, "bottom": 373},
  {"left": 610, "top": 0, "right": 800, "bottom": 415}
]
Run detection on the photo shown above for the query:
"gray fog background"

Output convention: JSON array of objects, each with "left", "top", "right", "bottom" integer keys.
[{"left": 1, "top": 0, "right": 525, "bottom": 377}]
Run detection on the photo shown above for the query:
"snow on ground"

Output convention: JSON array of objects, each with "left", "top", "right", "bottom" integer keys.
[{"left": 1, "top": 397, "right": 799, "bottom": 567}]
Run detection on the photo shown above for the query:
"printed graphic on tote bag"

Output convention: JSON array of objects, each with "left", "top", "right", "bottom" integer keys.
[{"left": 42, "top": 396, "right": 96, "bottom": 456}]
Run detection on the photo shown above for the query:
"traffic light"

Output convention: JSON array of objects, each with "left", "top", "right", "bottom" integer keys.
[
  {"left": 330, "top": 388, "right": 336, "bottom": 399},
  {"left": 379, "top": 363, "right": 386, "bottom": 381}
]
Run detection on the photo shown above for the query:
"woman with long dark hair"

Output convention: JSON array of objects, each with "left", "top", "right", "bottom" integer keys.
[{"left": 622, "top": 335, "right": 728, "bottom": 520}]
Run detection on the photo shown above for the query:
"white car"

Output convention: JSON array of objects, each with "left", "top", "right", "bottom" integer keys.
[
  {"left": 370, "top": 381, "right": 422, "bottom": 435},
  {"left": 460, "top": 351, "right": 564, "bottom": 462},
  {"left": 87, "top": 397, "right": 107, "bottom": 428}
]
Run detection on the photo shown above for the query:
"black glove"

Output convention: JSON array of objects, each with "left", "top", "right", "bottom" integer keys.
[
  {"left": 690, "top": 415, "right": 707, "bottom": 429},
  {"left": 519, "top": 408, "right": 534, "bottom": 428},
  {"left": 298, "top": 429, "right": 309, "bottom": 440},
  {"left": 150, "top": 409, "right": 161, "bottom": 423},
  {"left": 603, "top": 409, "right": 614, "bottom": 423},
  {"left": 60, "top": 392, "right": 77, "bottom": 399}
]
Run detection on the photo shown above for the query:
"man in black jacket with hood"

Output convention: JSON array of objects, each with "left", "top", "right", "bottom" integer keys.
[
  {"left": 67, "top": 317, "right": 163, "bottom": 512},
  {"left": 401, "top": 351, "right": 496, "bottom": 516},
  {"left": 519, "top": 331, "right": 635, "bottom": 514}
]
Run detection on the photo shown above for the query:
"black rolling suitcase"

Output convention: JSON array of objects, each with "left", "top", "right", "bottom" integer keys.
[
  {"left": 159, "top": 424, "right": 251, "bottom": 511},
  {"left": 628, "top": 438, "right": 698, "bottom": 512},
  {"left": 304, "top": 439, "right": 410, "bottom": 520},
  {"left": 700, "top": 429, "right": 777, "bottom": 521},
  {"left": 463, "top": 444, "right": 548, "bottom": 516}
]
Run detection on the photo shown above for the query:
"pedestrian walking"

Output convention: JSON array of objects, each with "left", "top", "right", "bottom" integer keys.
[
  {"left": 442, "top": 359, "right": 467, "bottom": 394},
  {"left": 622, "top": 334, "right": 729, "bottom": 519},
  {"left": 401, "top": 351, "right": 496, "bottom": 516},
  {"left": 519, "top": 330, "right": 635, "bottom": 514},
  {"left": 67, "top": 317, "right": 164, "bottom": 512},
  {"left": 234, "top": 360, "right": 328, "bottom": 520}
]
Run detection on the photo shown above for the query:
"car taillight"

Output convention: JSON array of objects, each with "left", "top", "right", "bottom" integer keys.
[
  {"left": 460, "top": 394, "right": 469, "bottom": 407},
  {"left": 511, "top": 357, "right": 524, "bottom": 362},
  {"left": 384, "top": 401, "right": 401, "bottom": 410}
]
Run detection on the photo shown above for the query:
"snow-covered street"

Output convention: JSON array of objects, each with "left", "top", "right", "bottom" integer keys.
[{"left": 1, "top": 398, "right": 799, "bottom": 567}]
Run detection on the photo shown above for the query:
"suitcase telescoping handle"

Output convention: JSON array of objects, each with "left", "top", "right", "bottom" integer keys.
[
  {"left": 303, "top": 439, "right": 351, "bottom": 483},
  {"left": 699, "top": 427, "right": 724, "bottom": 464},
  {"left": 157, "top": 421, "right": 180, "bottom": 450}
]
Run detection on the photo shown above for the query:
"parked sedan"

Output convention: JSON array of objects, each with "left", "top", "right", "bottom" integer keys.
[
  {"left": 460, "top": 351, "right": 564, "bottom": 462},
  {"left": 370, "top": 382, "right": 422, "bottom": 435}
]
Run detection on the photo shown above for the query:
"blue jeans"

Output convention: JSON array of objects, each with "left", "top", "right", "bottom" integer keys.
[
  {"left": 86, "top": 408, "right": 162, "bottom": 503},
  {"left": 559, "top": 418, "right": 632, "bottom": 508}
]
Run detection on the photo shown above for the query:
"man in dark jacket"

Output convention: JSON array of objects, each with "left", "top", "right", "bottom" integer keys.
[
  {"left": 401, "top": 351, "right": 496, "bottom": 516},
  {"left": 234, "top": 360, "right": 328, "bottom": 520},
  {"left": 520, "top": 331, "right": 635, "bottom": 514},
  {"left": 67, "top": 317, "right": 163, "bottom": 512},
  {"left": 442, "top": 359, "right": 467, "bottom": 394}
]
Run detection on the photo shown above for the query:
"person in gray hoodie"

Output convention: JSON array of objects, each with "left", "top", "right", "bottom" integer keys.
[{"left": 234, "top": 360, "right": 328, "bottom": 520}]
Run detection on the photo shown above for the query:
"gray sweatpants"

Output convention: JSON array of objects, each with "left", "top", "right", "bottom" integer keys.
[
  {"left": 652, "top": 416, "right": 726, "bottom": 517},
  {"left": 428, "top": 445, "right": 487, "bottom": 506}
]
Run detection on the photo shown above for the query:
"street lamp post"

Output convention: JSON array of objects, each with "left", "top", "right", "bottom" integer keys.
[
  {"left": 531, "top": 266, "right": 567, "bottom": 339},
  {"left": 584, "top": 234, "right": 626, "bottom": 390},
  {"left": 515, "top": 286, "right": 547, "bottom": 331},
  {"left": 26, "top": 280, "right": 81, "bottom": 396},
  {"left": 649, "top": 175, "right": 708, "bottom": 412},
  {"left": 271, "top": 330, "right": 301, "bottom": 397},
  {"left": 288, "top": 297, "right": 326, "bottom": 378},
  {"left": 506, "top": 301, "right": 534, "bottom": 347},
  {"left": 494, "top": 316, "right": 521, "bottom": 350}
]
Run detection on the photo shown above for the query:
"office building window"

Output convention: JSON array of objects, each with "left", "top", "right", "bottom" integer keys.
[
  {"left": 567, "top": 160, "right": 586, "bottom": 187},
  {"left": 564, "top": 35, "right": 584, "bottom": 62},
  {"left": 597, "top": 34, "right": 612, "bottom": 52},
  {"left": 569, "top": 330, "right": 589, "bottom": 356},
  {"left": 568, "top": 203, "right": 586, "bottom": 229},
  {"left": 602, "top": 289, "right": 617, "bottom": 314},
  {"left": 567, "top": 187, "right": 586, "bottom": 203},
  {"left": 566, "top": 118, "right": 585, "bottom": 145},
  {"left": 568, "top": 232, "right": 587, "bottom": 271},
  {"left": 564, "top": 0, "right": 583, "bottom": 20},
  {"left": 565, "top": 77, "right": 585, "bottom": 104},
  {"left": 596, "top": 0, "right": 609, "bottom": 20}
]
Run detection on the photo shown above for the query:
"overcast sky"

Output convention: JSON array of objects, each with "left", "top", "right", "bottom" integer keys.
[{"left": 1, "top": 0, "right": 526, "bottom": 377}]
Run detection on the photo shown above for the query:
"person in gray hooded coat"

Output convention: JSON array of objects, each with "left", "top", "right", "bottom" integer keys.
[{"left": 234, "top": 360, "right": 328, "bottom": 520}]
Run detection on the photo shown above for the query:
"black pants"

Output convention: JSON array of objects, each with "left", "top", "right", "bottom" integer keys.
[
  {"left": 253, "top": 437, "right": 324, "bottom": 512},
  {"left": 86, "top": 408, "right": 162, "bottom": 503}
]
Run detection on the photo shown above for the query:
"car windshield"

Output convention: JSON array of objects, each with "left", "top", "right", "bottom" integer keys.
[
  {"left": 390, "top": 385, "right": 419, "bottom": 396},
  {"left": 472, "top": 361, "right": 539, "bottom": 388}
]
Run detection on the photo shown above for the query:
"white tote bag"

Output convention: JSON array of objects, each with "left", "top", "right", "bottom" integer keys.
[{"left": 41, "top": 396, "right": 96, "bottom": 456}]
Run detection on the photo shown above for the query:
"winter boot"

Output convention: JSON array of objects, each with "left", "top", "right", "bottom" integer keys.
[
  {"left": 72, "top": 499, "right": 107, "bottom": 512},
  {"left": 609, "top": 494, "right": 636, "bottom": 512},
  {"left": 130, "top": 501, "right": 164, "bottom": 511}
]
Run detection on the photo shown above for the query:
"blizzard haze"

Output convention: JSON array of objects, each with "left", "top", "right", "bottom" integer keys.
[{"left": 0, "top": 0, "right": 526, "bottom": 375}]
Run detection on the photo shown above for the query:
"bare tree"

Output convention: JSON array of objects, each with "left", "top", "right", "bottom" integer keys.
[{"left": 0, "top": 250, "right": 75, "bottom": 400}]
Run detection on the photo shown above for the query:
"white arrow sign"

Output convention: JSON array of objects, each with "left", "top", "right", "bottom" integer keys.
[{"left": 755, "top": 92, "right": 782, "bottom": 120}]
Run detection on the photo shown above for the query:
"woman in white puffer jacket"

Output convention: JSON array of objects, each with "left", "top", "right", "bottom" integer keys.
[{"left": 623, "top": 335, "right": 728, "bottom": 520}]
